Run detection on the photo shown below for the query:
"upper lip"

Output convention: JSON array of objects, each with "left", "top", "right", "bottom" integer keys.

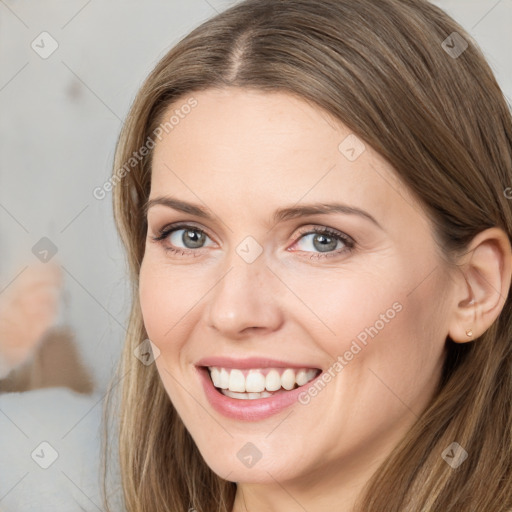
[{"left": 195, "top": 356, "right": 321, "bottom": 370}]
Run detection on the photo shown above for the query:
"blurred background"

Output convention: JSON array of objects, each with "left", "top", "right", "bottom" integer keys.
[{"left": 0, "top": 0, "right": 510, "bottom": 397}]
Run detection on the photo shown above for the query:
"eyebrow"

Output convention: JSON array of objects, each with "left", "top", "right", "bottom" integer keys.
[{"left": 144, "top": 196, "right": 383, "bottom": 230}]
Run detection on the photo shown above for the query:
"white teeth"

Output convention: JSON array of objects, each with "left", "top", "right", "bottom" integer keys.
[
  {"left": 245, "top": 370, "right": 266, "bottom": 393},
  {"left": 210, "top": 367, "right": 221, "bottom": 387},
  {"left": 207, "top": 366, "right": 319, "bottom": 396},
  {"left": 219, "top": 368, "right": 230, "bottom": 389},
  {"left": 296, "top": 369, "right": 309, "bottom": 386},
  {"left": 228, "top": 369, "right": 246, "bottom": 392},
  {"left": 281, "top": 369, "right": 296, "bottom": 390},
  {"left": 222, "top": 389, "right": 274, "bottom": 400},
  {"left": 265, "top": 369, "right": 281, "bottom": 391}
]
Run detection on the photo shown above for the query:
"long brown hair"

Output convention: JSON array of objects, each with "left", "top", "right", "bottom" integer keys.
[{"left": 101, "top": 1, "right": 512, "bottom": 510}]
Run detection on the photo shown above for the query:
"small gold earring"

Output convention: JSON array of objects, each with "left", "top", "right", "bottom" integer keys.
[{"left": 466, "top": 328, "right": 473, "bottom": 337}]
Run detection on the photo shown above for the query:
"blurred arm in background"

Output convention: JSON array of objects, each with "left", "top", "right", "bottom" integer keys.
[
  {"left": 0, "top": 262, "right": 93, "bottom": 393},
  {"left": 0, "top": 262, "right": 62, "bottom": 378}
]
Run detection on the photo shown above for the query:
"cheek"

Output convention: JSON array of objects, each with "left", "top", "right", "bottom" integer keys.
[
  {"left": 340, "top": 275, "right": 446, "bottom": 411},
  {"left": 313, "top": 264, "right": 444, "bottom": 393},
  {"left": 139, "top": 263, "right": 187, "bottom": 400},
  {"left": 288, "top": 265, "right": 405, "bottom": 351},
  {"left": 138, "top": 259, "right": 203, "bottom": 358},
  {"left": 139, "top": 260, "right": 174, "bottom": 342}
]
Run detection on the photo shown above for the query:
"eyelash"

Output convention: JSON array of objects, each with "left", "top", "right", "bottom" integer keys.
[{"left": 151, "top": 222, "right": 356, "bottom": 260}]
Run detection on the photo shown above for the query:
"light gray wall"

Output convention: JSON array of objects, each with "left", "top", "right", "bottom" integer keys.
[{"left": 0, "top": 0, "right": 510, "bottom": 392}]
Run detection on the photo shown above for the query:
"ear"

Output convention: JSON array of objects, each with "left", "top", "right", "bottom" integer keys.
[{"left": 448, "top": 227, "right": 512, "bottom": 343}]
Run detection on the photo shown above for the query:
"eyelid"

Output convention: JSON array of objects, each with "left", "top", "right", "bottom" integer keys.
[
  {"left": 294, "top": 224, "right": 354, "bottom": 243},
  {"left": 153, "top": 221, "right": 216, "bottom": 242},
  {"left": 151, "top": 221, "right": 355, "bottom": 258}
]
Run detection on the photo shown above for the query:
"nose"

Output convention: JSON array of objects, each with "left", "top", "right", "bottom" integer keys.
[{"left": 204, "top": 259, "right": 284, "bottom": 338}]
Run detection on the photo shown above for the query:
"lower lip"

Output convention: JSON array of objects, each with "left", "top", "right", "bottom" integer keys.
[{"left": 197, "top": 366, "right": 322, "bottom": 421}]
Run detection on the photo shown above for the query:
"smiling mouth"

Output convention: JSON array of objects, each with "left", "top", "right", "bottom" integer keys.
[{"left": 205, "top": 366, "right": 322, "bottom": 400}]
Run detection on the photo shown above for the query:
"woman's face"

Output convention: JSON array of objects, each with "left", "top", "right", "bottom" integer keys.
[{"left": 140, "top": 87, "right": 454, "bottom": 490}]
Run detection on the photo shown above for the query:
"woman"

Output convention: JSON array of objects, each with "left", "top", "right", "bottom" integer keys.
[{"left": 102, "top": 0, "right": 512, "bottom": 510}]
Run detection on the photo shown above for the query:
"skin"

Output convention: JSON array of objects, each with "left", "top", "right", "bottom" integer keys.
[
  {"left": 139, "top": 87, "right": 511, "bottom": 512},
  {"left": 0, "top": 262, "right": 62, "bottom": 376}
]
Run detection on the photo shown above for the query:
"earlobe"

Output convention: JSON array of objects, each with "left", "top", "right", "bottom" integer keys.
[
  {"left": 462, "top": 299, "right": 475, "bottom": 339},
  {"left": 447, "top": 227, "right": 512, "bottom": 344}
]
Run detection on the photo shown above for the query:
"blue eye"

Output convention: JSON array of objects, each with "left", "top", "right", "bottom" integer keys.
[
  {"left": 151, "top": 223, "right": 355, "bottom": 259},
  {"left": 152, "top": 224, "right": 214, "bottom": 257},
  {"left": 291, "top": 226, "right": 354, "bottom": 259}
]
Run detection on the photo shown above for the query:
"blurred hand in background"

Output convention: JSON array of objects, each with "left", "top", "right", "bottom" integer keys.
[{"left": 0, "top": 262, "right": 62, "bottom": 378}]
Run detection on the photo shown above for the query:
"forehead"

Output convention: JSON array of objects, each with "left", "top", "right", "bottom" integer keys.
[{"left": 150, "top": 87, "right": 417, "bottom": 227}]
